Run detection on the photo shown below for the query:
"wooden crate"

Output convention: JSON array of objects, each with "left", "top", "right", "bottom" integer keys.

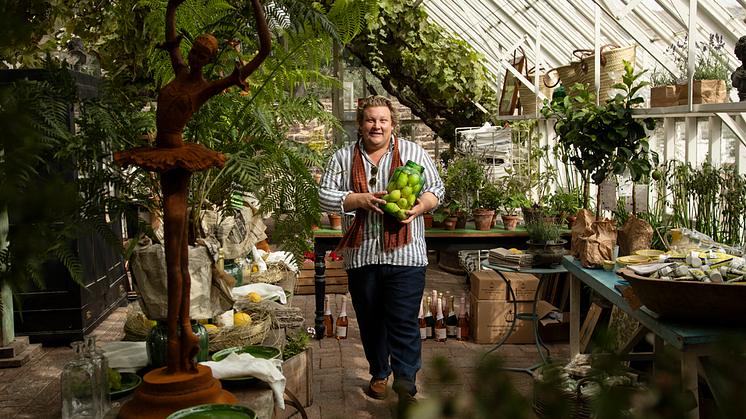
[
  {"left": 274, "top": 347, "right": 313, "bottom": 419},
  {"left": 296, "top": 261, "right": 347, "bottom": 295}
]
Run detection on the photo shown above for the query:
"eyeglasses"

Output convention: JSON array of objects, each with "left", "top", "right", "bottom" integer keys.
[{"left": 369, "top": 166, "right": 378, "bottom": 187}]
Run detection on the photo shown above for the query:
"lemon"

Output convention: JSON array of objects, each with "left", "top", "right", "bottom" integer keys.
[
  {"left": 145, "top": 319, "right": 157, "bottom": 328},
  {"left": 251, "top": 265, "right": 259, "bottom": 272},
  {"left": 248, "top": 292, "right": 262, "bottom": 303},
  {"left": 234, "top": 312, "right": 253, "bottom": 327},
  {"left": 197, "top": 319, "right": 209, "bottom": 324},
  {"left": 203, "top": 324, "right": 218, "bottom": 331},
  {"left": 508, "top": 248, "right": 522, "bottom": 254}
]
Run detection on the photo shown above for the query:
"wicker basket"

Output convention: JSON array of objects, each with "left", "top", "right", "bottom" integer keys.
[
  {"left": 574, "top": 44, "right": 637, "bottom": 103},
  {"left": 546, "top": 64, "right": 581, "bottom": 100},
  {"left": 519, "top": 71, "right": 554, "bottom": 115},
  {"left": 246, "top": 263, "right": 285, "bottom": 285},
  {"left": 532, "top": 368, "right": 599, "bottom": 419},
  {"left": 207, "top": 305, "right": 276, "bottom": 352}
]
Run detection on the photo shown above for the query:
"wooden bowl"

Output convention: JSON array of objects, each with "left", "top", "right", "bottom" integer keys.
[{"left": 617, "top": 267, "right": 746, "bottom": 322}]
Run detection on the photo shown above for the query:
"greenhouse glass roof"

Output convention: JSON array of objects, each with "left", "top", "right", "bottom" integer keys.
[{"left": 423, "top": 0, "right": 746, "bottom": 101}]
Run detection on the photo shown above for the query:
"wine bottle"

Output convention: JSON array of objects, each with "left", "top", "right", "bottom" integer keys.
[
  {"left": 336, "top": 295, "right": 348, "bottom": 339},
  {"left": 434, "top": 297, "right": 447, "bottom": 342},
  {"left": 430, "top": 290, "right": 437, "bottom": 337},
  {"left": 424, "top": 297, "right": 434, "bottom": 339},
  {"left": 462, "top": 292, "right": 470, "bottom": 323},
  {"left": 323, "top": 295, "right": 334, "bottom": 338},
  {"left": 443, "top": 291, "right": 451, "bottom": 319},
  {"left": 457, "top": 296, "right": 469, "bottom": 341},
  {"left": 418, "top": 298, "right": 427, "bottom": 341},
  {"left": 446, "top": 295, "right": 458, "bottom": 337}
]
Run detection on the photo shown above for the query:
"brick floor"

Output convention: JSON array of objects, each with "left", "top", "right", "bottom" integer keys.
[{"left": 0, "top": 252, "right": 570, "bottom": 418}]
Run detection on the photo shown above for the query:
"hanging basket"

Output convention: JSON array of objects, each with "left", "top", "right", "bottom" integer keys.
[
  {"left": 519, "top": 66, "right": 554, "bottom": 115},
  {"left": 572, "top": 44, "right": 637, "bottom": 103},
  {"left": 545, "top": 64, "right": 580, "bottom": 100}
]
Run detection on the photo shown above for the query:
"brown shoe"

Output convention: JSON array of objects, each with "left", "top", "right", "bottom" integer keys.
[
  {"left": 368, "top": 377, "right": 388, "bottom": 399},
  {"left": 398, "top": 393, "right": 417, "bottom": 418}
]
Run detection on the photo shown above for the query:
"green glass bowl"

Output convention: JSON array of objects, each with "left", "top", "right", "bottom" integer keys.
[{"left": 166, "top": 404, "right": 257, "bottom": 419}]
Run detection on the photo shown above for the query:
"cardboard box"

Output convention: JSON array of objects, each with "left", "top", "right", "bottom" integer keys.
[
  {"left": 469, "top": 292, "right": 562, "bottom": 344},
  {"left": 471, "top": 270, "right": 540, "bottom": 301},
  {"left": 470, "top": 270, "right": 508, "bottom": 300}
]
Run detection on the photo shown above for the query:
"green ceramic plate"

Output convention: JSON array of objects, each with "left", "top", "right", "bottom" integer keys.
[
  {"left": 210, "top": 345, "right": 281, "bottom": 386},
  {"left": 110, "top": 373, "right": 142, "bottom": 397},
  {"left": 166, "top": 404, "right": 257, "bottom": 419}
]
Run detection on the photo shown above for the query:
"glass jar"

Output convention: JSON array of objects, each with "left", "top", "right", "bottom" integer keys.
[
  {"left": 61, "top": 341, "right": 98, "bottom": 419},
  {"left": 379, "top": 160, "right": 426, "bottom": 220},
  {"left": 84, "top": 335, "right": 110, "bottom": 418},
  {"left": 224, "top": 258, "right": 243, "bottom": 287},
  {"left": 146, "top": 320, "right": 210, "bottom": 369}
]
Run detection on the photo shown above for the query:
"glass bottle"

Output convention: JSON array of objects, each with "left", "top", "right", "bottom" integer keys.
[
  {"left": 224, "top": 258, "right": 244, "bottom": 287},
  {"left": 434, "top": 297, "right": 447, "bottom": 342},
  {"left": 323, "top": 294, "right": 335, "bottom": 338},
  {"left": 430, "top": 290, "right": 438, "bottom": 338},
  {"left": 85, "top": 335, "right": 110, "bottom": 418},
  {"left": 446, "top": 295, "right": 458, "bottom": 338},
  {"left": 379, "top": 160, "right": 426, "bottom": 220},
  {"left": 61, "top": 341, "right": 97, "bottom": 419},
  {"left": 418, "top": 298, "right": 427, "bottom": 341},
  {"left": 424, "top": 297, "right": 434, "bottom": 339},
  {"left": 336, "top": 296, "right": 348, "bottom": 339},
  {"left": 457, "top": 296, "right": 469, "bottom": 341},
  {"left": 443, "top": 291, "right": 451, "bottom": 319},
  {"left": 146, "top": 320, "right": 210, "bottom": 369}
]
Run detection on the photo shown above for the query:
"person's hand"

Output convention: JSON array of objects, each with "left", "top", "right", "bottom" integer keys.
[
  {"left": 400, "top": 198, "right": 426, "bottom": 224},
  {"left": 345, "top": 191, "right": 387, "bottom": 214}
]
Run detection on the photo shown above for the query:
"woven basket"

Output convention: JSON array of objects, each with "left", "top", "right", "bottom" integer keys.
[
  {"left": 533, "top": 368, "right": 599, "bottom": 419},
  {"left": 546, "top": 64, "right": 581, "bottom": 100},
  {"left": 574, "top": 44, "right": 637, "bottom": 103},
  {"left": 519, "top": 73, "right": 554, "bottom": 115},
  {"left": 207, "top": 305, "right": 276, "bottom": 352},
  {"left": 247, "top": 264, "right": 285, "bottom": 285},
  {"left": 122, "top": 309, "right": 151, "bottom": 342}
]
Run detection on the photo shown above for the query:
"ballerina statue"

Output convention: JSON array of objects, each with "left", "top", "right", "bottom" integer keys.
[{"left": 115, "top": 0, "right": 271, "bottom": 375}]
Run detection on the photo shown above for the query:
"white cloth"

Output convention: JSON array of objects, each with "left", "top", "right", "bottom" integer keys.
[
  {"left": 201, "top": 352, "right": 286, "bottom": 409},
  {"left": 100, "top": 342, "right": 148, "bottom": 373},
  {"left": 261, "top": 250, "right": 299, "bottom": 273},
  {"left": 232, "top": 283, "right": 287, "bottom": 304}
]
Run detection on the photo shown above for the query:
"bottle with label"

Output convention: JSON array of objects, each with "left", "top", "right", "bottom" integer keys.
[
  {"left": 446, "top": 295, "right": 458, "bottom": 337},
  {"left": 424, "top": 297, "right": 434, "bottom": 339},
  {"left": 457, "top": 296, "right": 469, "bottom": 341},
  {"left": 443, "top": 291, "right": 450, "bottom": 319},
  {"left": 430, "top": 290, "right": 438, "bottom": 337},
  {"left": 336, "top": 295, "right": 348, "bottom": 339},
  {"left": 323, "top": 295, "right": 334, "bottom": 338},
  {"left": 434, "top": 297, "right": 447, "bottom": 342},
  {"left": 462, "top": 292, "right": 469, "bottom": 323},
  {"left": 418, "top": 298, "right": 427, "bottom": 341}
]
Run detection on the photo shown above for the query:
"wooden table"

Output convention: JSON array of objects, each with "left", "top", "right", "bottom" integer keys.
[
  {"left": 562, "top": 255, "right": 746, "bottom": 419},
  {"left": 311, "top": 225, "right": 570, "bottom": 339}
]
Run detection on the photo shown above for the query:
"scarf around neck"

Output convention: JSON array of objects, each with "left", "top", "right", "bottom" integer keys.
[{"left": 335, "top": 135, "right": 411, "bottom": 252}]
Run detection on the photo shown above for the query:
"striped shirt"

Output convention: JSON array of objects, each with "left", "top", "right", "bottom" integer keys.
[{"left": 319, "top": 136, "right": 445, "bottom": 270}]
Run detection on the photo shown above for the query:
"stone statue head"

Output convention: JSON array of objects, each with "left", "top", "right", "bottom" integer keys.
[{"left": 736, "top": 36, "right": 746, "bottom": 63}]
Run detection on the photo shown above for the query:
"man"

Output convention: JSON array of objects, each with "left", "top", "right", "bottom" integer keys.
[{"left": 319, "top": 95, "right": 445, "bottom": 417}]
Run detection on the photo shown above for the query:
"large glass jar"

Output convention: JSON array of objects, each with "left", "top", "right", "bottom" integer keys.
[
  {"left": 61, "top": 341, "right": 98, "bottom": 419},
  {"left": 146, "top": 320, "right": 209, "bottom": 369},
  {"left": 84, "top": 335, "right": 110, "bottom": 418},
  {"left": 379, "top": 160, "right": 426, "bottom": 220},
  {"left": 224, "top": 258, "right": 243, "bottom": 287}
]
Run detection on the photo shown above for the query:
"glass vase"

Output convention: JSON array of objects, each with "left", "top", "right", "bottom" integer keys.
[
  {"left": 224, "top": 258, "right": 244, "bottom": 287},
  {"left": 146, "top": 320, "right": 210, "bottom": 369},
  {"left": 85, "top": 335, "right": 110, "bottom": 418},
  {"left": 61, "top": 341, "right": 98, "bottom": 419}
]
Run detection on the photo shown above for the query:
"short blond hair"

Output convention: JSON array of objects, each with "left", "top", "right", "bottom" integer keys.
[{"left": 355, "top": 95, "right": 399, "bottom": 129}]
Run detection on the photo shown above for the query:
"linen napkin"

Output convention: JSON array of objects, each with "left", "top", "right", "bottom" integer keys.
[
  {"left": 100, "top": 341, "right": 148, "bottom": 373},
  {"left": 201, "top": 351, "right": 286, "bottom": 409},
  {"left": 232, "top": 283, "right": 287, "bottom": 304}
]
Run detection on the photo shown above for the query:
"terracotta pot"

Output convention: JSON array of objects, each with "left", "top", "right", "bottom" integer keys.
[
  {"left": 423, "top": 213, "right": 434, "bottom": 230},
  {"left": 443, "top": 216, "right": 458, "bottom": 231},
  {"left": 432, "top": 220, "right": 445, "bottom": 228},
  {"left": 452, "top": 211, "right": 467, "bottom": 229},
  {"left": 501, "top": 214, "right": 518, "bottom": 231},
  {"left": 491, "top": 212, "right": 498, "bottom": 227},
  {"left": 311, "top": 224, "right": 319, "bottom": 231},
  {"left": 566, "top": 215, "right": 577, "bottom": 230},
  {"left": 328, "top": 214, "right": 342, "bottom": 230},
  {"left": 472, "top": 209, "right": 495, "bottom": 231}
]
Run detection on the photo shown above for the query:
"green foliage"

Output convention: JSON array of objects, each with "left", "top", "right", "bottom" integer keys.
[
  {"left": 282, "top": 330, "right": 309, "bottom": 361},
  {"left": 651, "top": 32, "right": 732, "bottom": 91},
  {"left": 346, "top": 0, "right": 500, "bottom": 145},
  {"left": 541, "top": 61, "right": 659, "bottom": 210},
  {"left": 549, "top": 188, "right": 581, "bottom": 217},
  {"left": 525, "top": 216, "right": 562, "bottom": 245},
  {"left": 440, "top": 154, "right": 487, "bottom": 213}
]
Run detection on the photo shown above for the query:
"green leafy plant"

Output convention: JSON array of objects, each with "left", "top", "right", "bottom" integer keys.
[
  {"left": 282, "top": 330, "right": 310, "bottom": 361},
  {"left": 441, "top": 154, "right": 487, "bottom": 214},
  {"left": 476, "top": 181, "right": 502, "bottom": 211},
  {"left": 525, "top": 216, "right": 562, "bottom": 245},
  {"left": 549, "top": 188, "right": 581, "bottom": 218},
  {"left": 498, "top": 191, "right": 531, "bottom": 217},
  {"left": 541, "top": 60, "right": 658, "bottom": 216}
]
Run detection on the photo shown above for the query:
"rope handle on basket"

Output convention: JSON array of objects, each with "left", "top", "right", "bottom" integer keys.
[
  {"left": 575, "top": 376, "right": 605, "bottom": 399},
  {"left": 573, "top": 44, "right": 620, "bottom": 73},
  {"left": 544, "top": 67, "right": 561, "bottom": 88}
]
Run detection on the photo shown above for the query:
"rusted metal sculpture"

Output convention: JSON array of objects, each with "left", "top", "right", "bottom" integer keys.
[{"left": 115, "top": 0, "right": 270, "bottom": 416}]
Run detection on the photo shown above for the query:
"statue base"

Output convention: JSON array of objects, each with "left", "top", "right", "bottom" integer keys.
[{"left": 118, "top": 365, "right": 236, "bottom": 419}]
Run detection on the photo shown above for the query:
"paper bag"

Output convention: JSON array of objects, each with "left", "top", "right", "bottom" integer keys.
[
  {"left": 130, "top": 239, "right": 236, "bottom": 321},
  {"left": 617, "top": 215, "right": 653, "bottom": 257},
  {"left": 201, "top": 206, "right": 267, "bottom": 259},
  {"left": 571, "top": 209, "right": 617, "bottom": 269},
  {"left": 650, "top": 85, "right": 679, "bottom": 108}
]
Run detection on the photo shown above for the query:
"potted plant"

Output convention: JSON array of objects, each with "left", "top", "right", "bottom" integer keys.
[
  {"left": 476, "top": 181, "right": 502, "bottom": 228},
  {"left": 650, "top": 32, "right": 730, "bottom": 107},
  {"left": 498, "top": 191, "right": 531, "bottom": 231},
  {"left": 549, "top": 188, "right": 581, "bottom": 229},
  {"left": 524, "top": 216, "right": 566, "bottom": 267},
  {"left": 442, "top": 154, "right": 487, "bottom": 228}
]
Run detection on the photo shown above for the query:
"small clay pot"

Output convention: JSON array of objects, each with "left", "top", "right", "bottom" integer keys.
[
  {"left": 501, "top": 214, "right": 518, "bottom": 230},
  {"left": 443, "top": 216, "right": 457, "bottom": 231},
  {"left": 472, "top": 209, "right": 495, "bottom": 231},
  {"left": 328, "top": 214, "right": 342, "bottom": 230},
  {"left": 423, "top": 213, "right": 434, "bottom": 230}
]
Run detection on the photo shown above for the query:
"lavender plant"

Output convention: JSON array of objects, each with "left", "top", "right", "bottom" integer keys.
[{"left": 651, "top": 33, "right": 731, "bottom": 91}]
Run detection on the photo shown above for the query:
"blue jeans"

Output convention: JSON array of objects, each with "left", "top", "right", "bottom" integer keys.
[{"left": 346, "top": 264, "right": 427, "bottom": 396}]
